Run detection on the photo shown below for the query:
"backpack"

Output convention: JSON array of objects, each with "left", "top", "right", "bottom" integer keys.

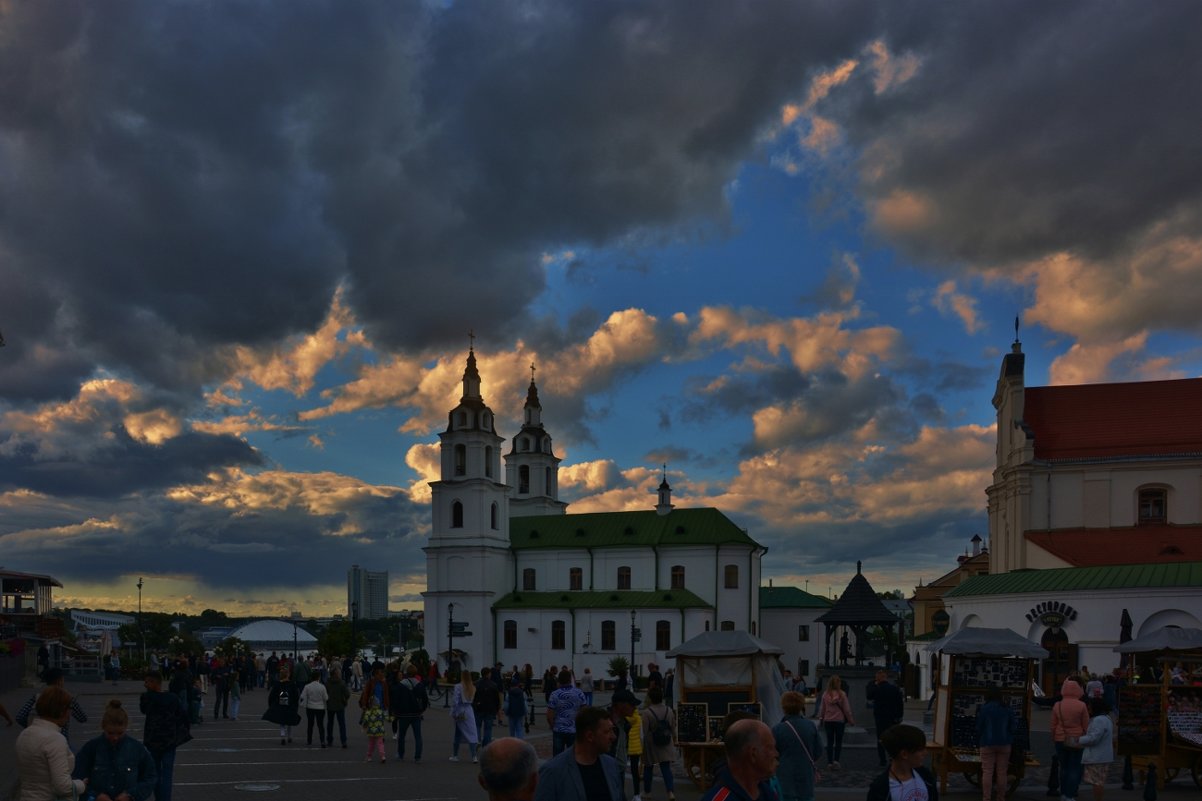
[
  {"left": 507, "top": 686, "right": 527, "bottom": 718},
  {"left": 394, "top": 678, "right": 427, "bottom": 715},
  {"left": 649, "top": 708, "right": 673, "bottom": 747}
]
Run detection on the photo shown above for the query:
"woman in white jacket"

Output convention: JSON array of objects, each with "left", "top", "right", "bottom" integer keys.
[
  {"left": 299, "top": 675, "right": 329, "bottom": 748},
  {"left": 1075, "top": 698, "right": 1114, "bottom": 801},
  {"left": 15, "top": 687, "right": 87, "bottom": 801}
]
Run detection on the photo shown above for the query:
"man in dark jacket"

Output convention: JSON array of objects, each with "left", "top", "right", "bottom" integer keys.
[
  {"left": 141, "top": 670, "right": 192, "bottom": 801},
  {"left": 474, "top": 667, "right": 504, "bottom": 746},
  {"left": 866, "top": 670, "right": 906, "bottom": 767},
  {"left": 866, "top": 724, "right": 938, "bottom": 801}
]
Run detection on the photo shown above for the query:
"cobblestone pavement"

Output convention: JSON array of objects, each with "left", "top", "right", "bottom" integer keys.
[{"left": 3, "top": 681, "right": 1199, "bottom": 801}]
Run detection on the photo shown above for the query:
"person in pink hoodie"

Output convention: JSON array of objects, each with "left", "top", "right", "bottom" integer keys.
[{"left": 1051, "top": 678, "right": 1090, "bottom": 801}]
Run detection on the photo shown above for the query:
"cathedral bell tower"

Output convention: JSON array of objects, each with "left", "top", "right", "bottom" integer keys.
[
  {"left": 505, "top": 364, "right": 567, "bottom": 518},
  {"left": 424, "top": 344, "right": 512, "bottom": 672}
]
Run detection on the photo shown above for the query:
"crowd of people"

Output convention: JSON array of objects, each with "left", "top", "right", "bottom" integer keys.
[{"left": 11, "top": 653, "right": 1143, "bottom": 801}]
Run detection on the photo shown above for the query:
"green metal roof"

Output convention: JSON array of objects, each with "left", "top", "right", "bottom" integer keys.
[
  {"left": 493, "top": 589, "right": 712, "bottom": 610},
  {"left": 759, "top": 586, "right": 833, "bottom": 609},
  {"left": 508, "top": 507, "right": 761, "bottom": 550},
  {"left": 945, "top": 561, "right": 1202, "bottom": 597}
]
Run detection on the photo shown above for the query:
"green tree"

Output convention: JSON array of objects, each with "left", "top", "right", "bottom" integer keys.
[{"left": 317, "top": 620, "right": 357, "bottom": 658}]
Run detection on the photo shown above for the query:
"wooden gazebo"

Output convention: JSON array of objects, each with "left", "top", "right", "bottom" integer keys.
[{"left": 815, "top": 561, "right": 903, "bottom": 667}]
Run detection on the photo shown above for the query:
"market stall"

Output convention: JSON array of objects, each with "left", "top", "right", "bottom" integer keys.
[
  {"left": 1114, "top": 626, "right": 1202, "bottom": 788},
  {"left": 665, "top": 630, "right": 787, "bottom": 789},
  {"left": 926, "top": 627, "right": 1047, "bottom": 796}
]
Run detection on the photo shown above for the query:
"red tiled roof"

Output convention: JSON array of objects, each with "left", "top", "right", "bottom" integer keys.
[
  {"left": 1025, "top": 525, "right": 1202, "bottom": 566},
  {"left": 1024, "top": 378, "right": 1202, "bottom": 460}
]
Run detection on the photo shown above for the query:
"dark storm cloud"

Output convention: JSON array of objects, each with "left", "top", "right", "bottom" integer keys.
[
  {"left": 0, "top": 0, "right": 886, "bottom": 401},
  {"left": 759, "top": 513, "right": 985, "bottom": 586},
  {"left": 837, "top": 1, "right": 1202, "bottom": 270},
  {"left": 0, "top": 430, "right": 262, "bottom": 497},
  {"left": 680, "top": 367, "right": 813, "bottom": 423},
  {"left": 0, "top": 485, "right": 427, "bottom": 590}
]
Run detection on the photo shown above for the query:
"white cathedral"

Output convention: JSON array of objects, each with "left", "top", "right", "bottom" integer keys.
[{"left": 423, "top": 347, "right": 766, "bottom": 676}]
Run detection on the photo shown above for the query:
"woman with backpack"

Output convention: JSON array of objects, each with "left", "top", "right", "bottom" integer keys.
[{"left": 640, "top": 687, "right": 677, "bottom": 801}]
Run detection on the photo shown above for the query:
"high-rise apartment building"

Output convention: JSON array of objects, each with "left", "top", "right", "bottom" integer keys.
[{"left": 347, "top": 565, "right": 389, "bottom": 620}]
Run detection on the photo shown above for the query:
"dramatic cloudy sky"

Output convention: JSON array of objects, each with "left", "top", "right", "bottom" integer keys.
[{"left": 3, "top": 0, "right": 1202, "bottom": 618}]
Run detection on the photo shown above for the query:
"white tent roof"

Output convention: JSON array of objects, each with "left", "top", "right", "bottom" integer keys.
[
  {"left": 925, "top": 626, "right": 1048, "bottom": 658},
  {"left": 227, "top": 619, "right": 317, "bottom": 649},
  {"left": 1113, "top": 626, "right": 1202, "bottom": 653},
  {"left": 665, "top": 630, "right": 784, "bottom": 658}
]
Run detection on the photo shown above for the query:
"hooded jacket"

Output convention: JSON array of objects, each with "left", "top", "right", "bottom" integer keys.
[{"left": 1051, "top": 679, "right": 1090, "bottom": 742}]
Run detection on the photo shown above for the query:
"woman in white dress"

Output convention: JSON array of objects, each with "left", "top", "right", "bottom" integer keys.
[{"left": 449, "top": 671, "right": 478, "bottom": 763}]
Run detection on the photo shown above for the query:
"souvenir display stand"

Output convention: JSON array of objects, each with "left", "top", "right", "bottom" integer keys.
[
  {"left": 665, "top": 631, "right": 787, "bottom": 789},
  {"left": 926, "top": 628, "right": 1046, "bottom": 797},
  {"left": 1114, "top": 627, "right": 1202, "bottom": 788}
]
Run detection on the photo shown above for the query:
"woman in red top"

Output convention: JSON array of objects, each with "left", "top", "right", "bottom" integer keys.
[
  {"left": 1052, "top": 678, "right": 1090, "bottom": 801},
  {"left": 818, "top": 674, "right": 855, "bottom": 769}
]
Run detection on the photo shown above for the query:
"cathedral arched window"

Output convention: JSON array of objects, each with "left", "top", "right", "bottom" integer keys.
[
  {"left": 720, "top": 620, "right": 735, "bottom": 631},
  {"left": 617, "top": 566, "right": 631, "bottom": 590},
  {"left": 451, "top": 501, "right": 464, "bottom": 528},
  {"left": 1138, "top": 486, "right": 1168, "bottom": 524},
  {"left": 503, "top": 620, "right": 517, "bottom": 649},
  {"left": 543, "top": 437, "right": 550, "bottom": 453},
  {"left": 670, "top": 565, "right": 685, "bottom": 589},
  {"left": 569, "top": 567, "right": 583, "bottom": 591},
  {"left": 551, "top": 620, "right": 565, "bottom": 650},
  {"left": 724, "top": 564, "right": 739, "bottom": 589},
  {"left": 490, "top": 502, "right": 498, "bottom": 530},
  {"left": 519, "top": 465, "right": 530, "bottom": 494},
  {"left": 656, "top": 620, "right": 671, "bottom": 650},
  {"left": 454, "top": 444, "right": 466, "bottom": 476},
  {"left": 546, "top": 467, "right": 553, "bottom": 495},
  {"left": 457, "top": 412, "right": 466, "bottom": 428},
  {"left": 485, "top": 446, "right": 493, "bottom": 478},
  {"left": 602, "top": 620, "right": 616, "bottom": 650},
  {"left": 520, "top": 437, "right": 529, "bottom": 452},
  {"left": 523, "top": 568, "right": 536, "bottom": 591}
]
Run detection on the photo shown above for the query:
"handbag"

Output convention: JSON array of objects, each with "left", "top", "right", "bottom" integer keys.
[{"left": 786, "top": 720, "right": 823, "bottom": 783}]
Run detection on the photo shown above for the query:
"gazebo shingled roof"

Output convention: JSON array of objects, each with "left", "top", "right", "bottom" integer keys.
[{"left": 815, "top": 561, "right": 899, "bottom": 625}]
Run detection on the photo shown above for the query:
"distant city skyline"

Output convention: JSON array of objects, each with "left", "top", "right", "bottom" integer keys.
[{"left": 4, "top": 2, "right": 1202, "bottom": 616}]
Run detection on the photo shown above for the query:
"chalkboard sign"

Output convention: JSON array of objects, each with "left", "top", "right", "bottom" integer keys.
[
  {"left": 709, "top": 716, "right": 728, "bottom": 742},
  {"left": 948, "top": 690, "right": 1029, "bottom": 750},
  {"left": 676, "top": 702, "right": 709, "bottom": 743},
  {"left": 728, "top": 701, "right": 762, "bottom": 720},
  {"left": 951, "top": 657, "right": 1028, "bottom": 690},
  {"left": 1117, "top": 686, "right": 1161, "bottom": 756}
]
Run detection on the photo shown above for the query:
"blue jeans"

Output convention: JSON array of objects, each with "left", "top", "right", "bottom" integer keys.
[
  {"left": 152, "top": 748, "right": 176, "bottom": 801},
  {"left": 508, "top": 716, "right": 524, "bottom": 738},
  {"left": 479, "top": 715, "right": 494, "bottom": 746},
  {"left": 396, "top": 715, "right": 422, "bottom": 760},
  {"left": 1056, "top": 742, "right": 1084, "bottom": 800},
  {"left": 325, "top": 709, "right": 347, "bottom": 746},
  {"left": 644, "top": 760, "right": 675, "bottom": 794},
  {"left": 552, "top": 731, "right": 575, "bottom": 755}
]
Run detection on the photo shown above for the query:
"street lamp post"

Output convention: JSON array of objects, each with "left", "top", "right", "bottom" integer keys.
[
  {"left": 445, "top": 603, "right": 454, "bottom": 709},
  {"left": 630, "top": 609, "right": 637, "bottom": 687},
  {"left": 137, "top": 577, "right": 145, "bottom": 662},
  {"left": 351, "top": 601, "right": 359, "bottom": 660}
]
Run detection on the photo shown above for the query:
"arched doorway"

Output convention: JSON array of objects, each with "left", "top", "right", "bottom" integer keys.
[{"left": 1040, "top": 626, "right": 1076, "bottom": 693}]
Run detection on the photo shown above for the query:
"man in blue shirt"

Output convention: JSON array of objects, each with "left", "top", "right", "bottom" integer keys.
[{"left": 545, "top": 670, "right": 587, "bottom": 755}]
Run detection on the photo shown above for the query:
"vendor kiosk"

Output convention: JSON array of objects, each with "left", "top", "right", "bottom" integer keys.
[
  {"left": 666, "top": 630, "right": 787, "bottom": 789},
  {"left": 926, "top": 627, "right": 1046, "bottom": 797},
  {"left": 1114, "top": 626, "right": 1202, "bottom": 788}
]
